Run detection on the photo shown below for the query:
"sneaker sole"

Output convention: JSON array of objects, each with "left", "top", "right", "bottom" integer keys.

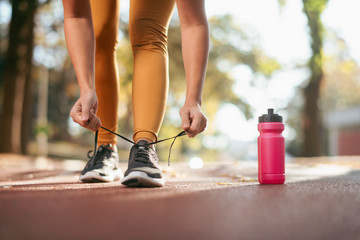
[
  {"left": 121, "top": 171, "right": 165, "bottom": 187},
  {"left": 80, "top": 169, "right": 123, "bottom": 183}
]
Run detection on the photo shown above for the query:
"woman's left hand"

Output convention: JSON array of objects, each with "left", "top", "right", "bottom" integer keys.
[{"left": 180, "top": 103, "right": 207, "bottom": 137}]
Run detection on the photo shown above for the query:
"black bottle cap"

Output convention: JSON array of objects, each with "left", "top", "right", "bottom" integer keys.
[{"left": 259, "top": 109, "right": 283, "bottom": 123}]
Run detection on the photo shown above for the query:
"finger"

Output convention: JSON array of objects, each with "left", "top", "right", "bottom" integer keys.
[
  {"left": 199, "top": 117, "right": 208, "bottom": 132},
  {"left": 81, "top": 100, "right": 90, "bottom": 122},
  {"left": 92, "top": 113, "right": 102, "bottom": 130},
  {"left": 88, "top": 119, "right": 98, "bottom": 131},
  {"left": 179, "top": 109, "right": 191, "bottom": 130},
  {"left": 92, "top": 112, "right": 102, "bottom": 131},
  {"left": 85, "top": 117, "right": 96, "bottom": 131},
  {"left": 96, "top": 118, "right": 102, "bottom": 130},
  {"left": 186, "top": 125, "right": 197, "bottom": 138},
  {"left": 188, "top": 114, "right": 207, "bottom": 137},
  {"left": 189, "top": 113, "right": 202, "bottom": 133},
  {"left": 71, "top": 115, "right": 82, "bottom": 126},
  {"left": 89, "top": 110, "right": 102, "bottom": 131},
  {"left": 94, "top": 116, "right": 102, "bottom": 131},
  {"left": 70, "top": 109, "right": 85, "bottom": 127}
]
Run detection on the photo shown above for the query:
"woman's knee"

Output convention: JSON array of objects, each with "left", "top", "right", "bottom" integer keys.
[
  {"left": 94, "top": 24, "right": 118, "bottom": 54},
  {"left": 91, "top": 0, "right": 119, "bottom": 53},
  {"left": 130, "top": 19, "right": 168, "bottom": 53}
]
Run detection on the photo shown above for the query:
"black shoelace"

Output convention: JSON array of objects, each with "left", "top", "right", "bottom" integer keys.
[
  {"left": 134, "top": 145, "right": 151, "bottom": 164},
  {"left": 90, "top": 126, "right": 186, "bottom": 166},
  {"left": 86, "top": 145, "right": 110, "bottom": 167}
]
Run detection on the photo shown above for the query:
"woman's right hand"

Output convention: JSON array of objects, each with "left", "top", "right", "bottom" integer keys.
[{"left": 70, "top": 90, "right": 101, "bottom": 131}]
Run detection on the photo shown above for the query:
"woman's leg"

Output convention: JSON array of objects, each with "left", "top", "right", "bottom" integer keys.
[
  {"left": 129, "top": 0, "right": 176, "bottom": 143},
  {"left": 90, "top": 0, "right": 120, "bottom": 146}
]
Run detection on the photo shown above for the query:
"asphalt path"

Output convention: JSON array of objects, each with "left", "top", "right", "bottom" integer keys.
[{"left": 1, "top": 156, "right": 360, "bottom": 240}]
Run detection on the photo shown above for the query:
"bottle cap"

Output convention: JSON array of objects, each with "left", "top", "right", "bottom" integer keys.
[{"left": 259, "top": 109, "right": 283, "bottom": 123}]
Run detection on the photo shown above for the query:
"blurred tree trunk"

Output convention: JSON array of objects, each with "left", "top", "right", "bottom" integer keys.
[
  {"left": 301, "top": 0, "right": 328, "bottom": 157},
  {"left": 0, "top": 0, "right": 38, "bottom": 153}
]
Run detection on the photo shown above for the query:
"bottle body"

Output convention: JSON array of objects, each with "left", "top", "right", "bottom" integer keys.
[{"left": 258, "top": 122, "right": 285, "bottom": 184}]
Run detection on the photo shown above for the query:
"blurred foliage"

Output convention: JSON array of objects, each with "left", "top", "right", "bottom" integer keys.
[
  {"left": 284, "top": 0, "right": 330, "bottom": 157},
  {"left": 0, "top": 1, "right": 279, "bottom": 160},
  {"left": 0, "top": 0, "right": 39, "bottom": 153},
  {"left": 115, "top": 15, "right": 280, "bottom": 162},
  {"left": 303, "top": 0, "right": 328, "bottom": 13},
  {"left": 1, "top": 0, "right": 358, "bottom": 159},
  {"left": 286, "top": 0, "right": 330, "bottom": 157},
  {"left": 320, "top": 35, "right": 360, "bottom": 110},
  {"left": 302, "top": 0, "right": 328, "bottom": 77},
  {"left": 33, "top": 1, "right": 84, "bottom": 143},
  {"left": 0, "top": 1, "right": 12, "bottom": 114},
  {"left": 0, "top": 0, "right": 282, "bottom": 160},
  {"left": 286, "top": 29, "right": 360, "bottom": 156}
]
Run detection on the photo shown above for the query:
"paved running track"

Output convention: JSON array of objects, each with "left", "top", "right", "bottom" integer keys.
[{"left": 0, "top": 156, "right": 360, "bottom": 240}]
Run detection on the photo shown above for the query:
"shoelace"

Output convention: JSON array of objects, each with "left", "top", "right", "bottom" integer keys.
[
  {"left": 90, "top": 126, "right": 186, "bottom": 166},
  {"left": 86, "top": 145, "right": 111, "bottom": 169},
  {"left": 133, "top": 146, "right": 151, "bottom": 164}
]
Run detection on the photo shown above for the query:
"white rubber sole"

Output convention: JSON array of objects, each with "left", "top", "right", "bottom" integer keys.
[
  {"left": 80, "top": 169, "right": 123, "bottom": 183},
  {"left": 121, "top": 171, "right": 165, "bottom": 187}
]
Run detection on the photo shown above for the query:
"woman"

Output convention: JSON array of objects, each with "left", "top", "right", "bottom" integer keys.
[{"left": 62, "top": 0, "right": 209, "bottom": 187}]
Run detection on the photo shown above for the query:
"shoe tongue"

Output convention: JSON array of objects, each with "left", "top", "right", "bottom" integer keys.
[{"left": 137, "top": 140, "right": 149, "bottom": 146}]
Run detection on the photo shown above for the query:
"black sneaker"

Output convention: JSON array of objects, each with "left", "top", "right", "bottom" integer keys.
[
  {"left": 80, "top": 144, "right": 123, "bottom": 183},
  {"left": 121, "top": 140, "right": 165, "bottom": 187}
]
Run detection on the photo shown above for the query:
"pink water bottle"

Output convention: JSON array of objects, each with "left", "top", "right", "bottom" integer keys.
[{"left": 258, "top": 109, "right": 285, "bottom": 184}]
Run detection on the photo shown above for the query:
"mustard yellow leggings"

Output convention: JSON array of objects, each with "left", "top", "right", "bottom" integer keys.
[{"left": 90, "top": 0, "right": 175, "bottom": 145}]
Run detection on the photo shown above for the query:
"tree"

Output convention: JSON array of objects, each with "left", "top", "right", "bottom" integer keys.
[
  {"left": 116, "top": 15, "right": 280, "bottom": 161},
  {"left": 0, "top": 0, "right": 38, "bottom": 153},
  {"left": 320, "top": 33, "right": 360, "bottom": 111},
  {"left": 301, "top": 0, "right": 329, "bottom": 157}
]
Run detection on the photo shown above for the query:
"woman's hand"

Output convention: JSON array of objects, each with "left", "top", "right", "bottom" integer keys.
[
  {"left": 70, "top": 90, "right": 101, "bottom": 131},
  {"left": 180, "top": 103, "right": 207, "bottom": 137}
]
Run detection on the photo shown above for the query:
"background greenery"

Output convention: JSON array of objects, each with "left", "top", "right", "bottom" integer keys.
[{"left": 0, "top": 0, "right": 359, "bottom": 163}]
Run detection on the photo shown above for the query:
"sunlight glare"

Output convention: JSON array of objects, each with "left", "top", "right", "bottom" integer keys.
[{"left": 189, "top": 157, "right": 204, "bottom": 169}]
